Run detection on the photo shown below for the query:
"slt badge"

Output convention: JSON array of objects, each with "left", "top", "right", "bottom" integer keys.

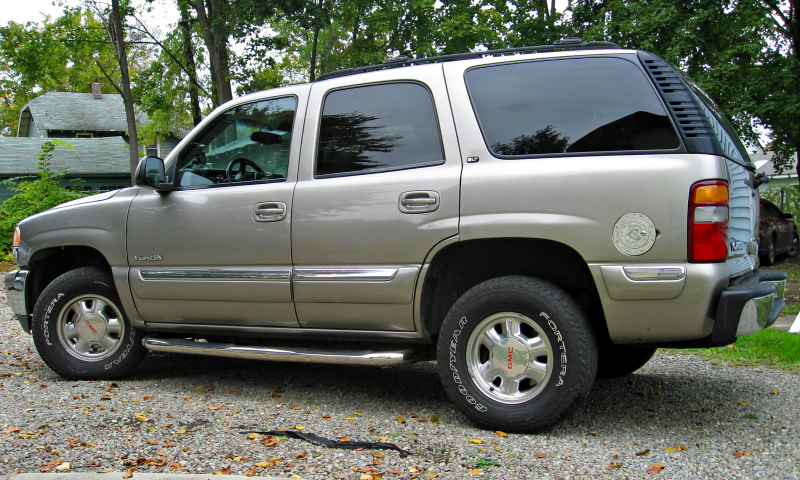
[{"left": 612, "top": 213, "right": 656, "bottom": 256}]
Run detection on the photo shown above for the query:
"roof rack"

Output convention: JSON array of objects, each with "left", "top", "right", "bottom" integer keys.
[{"left": 314, "top": 38, "right": 622, "bottom": 82}]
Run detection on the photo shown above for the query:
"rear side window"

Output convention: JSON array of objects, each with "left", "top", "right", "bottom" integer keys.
[
  {"left": 316, "top": 82, "right": 444, "bottom": 177},
  {"left": 466, "top": 57, "right": 681, "bottom": 157}
]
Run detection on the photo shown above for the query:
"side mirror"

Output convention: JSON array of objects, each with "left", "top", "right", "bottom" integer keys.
[
  {"left": 782, "top": 213, "right": 794, "bottom": 220},
  {"left": 135, "top": 156, "right": 174, "bottom": 192}
]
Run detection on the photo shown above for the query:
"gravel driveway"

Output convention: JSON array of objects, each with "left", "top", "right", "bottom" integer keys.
[{"left": 1, "top": 288, "right": 799, "bottom": 479}]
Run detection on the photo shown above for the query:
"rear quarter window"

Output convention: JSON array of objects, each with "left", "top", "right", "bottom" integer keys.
[{"left": 466, "top": 57, "right": 681, "bottom": 157}]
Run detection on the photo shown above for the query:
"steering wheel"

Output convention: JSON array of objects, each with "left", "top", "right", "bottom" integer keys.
[{"left": 225, "top": 158, "right": 264, "bottom": 183}]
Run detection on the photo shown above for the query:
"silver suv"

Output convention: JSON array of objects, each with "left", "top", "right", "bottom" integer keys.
[{"left": 5, "top": 40, "right": 787, "bottom": 432}]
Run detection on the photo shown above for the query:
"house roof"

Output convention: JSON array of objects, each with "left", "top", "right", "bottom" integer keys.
[
  {"left": 0, "top": 137, "right": 132, "bottom": 176},
  {"left": 17, "top": 92, "right": 150, "bottom": 136},
  {"left": 753, "top": 151, "right": 798, "bottom": 177}
]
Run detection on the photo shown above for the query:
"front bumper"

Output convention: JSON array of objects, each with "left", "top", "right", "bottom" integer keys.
[
  {"left": 711, "top": 270, "right": 787, "bottom": 343},
  {"left": 4, "top": 269, "right": 31, "bottom": 333}
]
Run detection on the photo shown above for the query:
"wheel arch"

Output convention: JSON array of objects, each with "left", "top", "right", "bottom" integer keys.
[
  {"left": 419, "top": 237, "right": 608, "bottom": 345},
  {"left": 26, "top": 246, "right": 113, "bottom": 317}
]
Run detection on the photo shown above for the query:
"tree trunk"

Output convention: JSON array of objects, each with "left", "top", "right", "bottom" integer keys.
[
  {"left": 179, "top": 1, "right": 202, "bottom": 125},
  {"left": 193, "top": 0, "right": 232, "bottom": 106},
  {"left": 309, "top": 0, "right": 323, "bottom": 81},
  {"left": 110, "top": 0, "right": 139, "bottom": 183}
]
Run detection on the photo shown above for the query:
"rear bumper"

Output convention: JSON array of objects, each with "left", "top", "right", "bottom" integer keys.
[
  {"left": 711, "top": 270, "right": 786, "bottom": 342},
  {"left": 4, "top": 269, "right": 31, "bottom": 333}
]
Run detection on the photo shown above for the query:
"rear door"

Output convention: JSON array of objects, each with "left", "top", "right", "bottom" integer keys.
[{"left": 291, "top": 65, "right": 461, "bottom": 331}]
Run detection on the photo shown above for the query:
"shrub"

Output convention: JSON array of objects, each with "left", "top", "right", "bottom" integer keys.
[{"left": 0, "top": 140, "right": 89, "bottom": 254}]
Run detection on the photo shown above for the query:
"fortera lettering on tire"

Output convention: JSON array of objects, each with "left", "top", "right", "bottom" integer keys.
[{"left": 540, "top": 312, "right": 567, "bottom": 387}]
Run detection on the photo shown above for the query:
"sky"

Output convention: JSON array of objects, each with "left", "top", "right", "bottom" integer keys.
[{"left": 2, "top": 0, "right": 179, "bottom": 32}]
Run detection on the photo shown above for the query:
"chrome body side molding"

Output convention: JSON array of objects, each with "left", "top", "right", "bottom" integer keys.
[
  {"left": 139, "top": 268, "right": 292, "bottom": 281},
  {"left": 293, "top": 268, "right": 398, "bottom": 281},
  {"left": 143, "top": 336, "right": 418, "bottom": 366},
  {"left": 623, "top": 266, "right": 686, "bottom": 281}
]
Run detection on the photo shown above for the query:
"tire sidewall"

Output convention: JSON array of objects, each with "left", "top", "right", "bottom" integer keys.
[
  {"left": 439, "top": 283, "right": 588, "bottom": 429},
  {"left": 32, "top": 271, "right": 141, "bottom": 379}
]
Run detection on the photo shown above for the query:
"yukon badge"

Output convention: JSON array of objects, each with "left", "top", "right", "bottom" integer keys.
[
  {"left": 134, "top": 254, "right": 163, "bottom": 261},
  {"left": 612, "top": 213, "right": 656, "bottom": 256}
]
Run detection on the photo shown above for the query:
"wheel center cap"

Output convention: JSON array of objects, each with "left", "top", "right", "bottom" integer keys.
[
  {"left": 495, "top": 338, "right": 528, "bottom": 377},
  {"left": 76, "top": 314, "right": 106, "bottom": 341}
]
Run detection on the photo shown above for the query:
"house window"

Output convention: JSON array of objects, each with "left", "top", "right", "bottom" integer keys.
[
  {"left": 76, "top": 133, "right": 94, "bottom": 138},
  {"left": 67, "top": 186, "right": 94, "bottom": 193},
  {"left": 98, "top": 185, "right": 126, "bottom": 193}
]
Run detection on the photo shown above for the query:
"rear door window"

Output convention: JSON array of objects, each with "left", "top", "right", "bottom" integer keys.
[
  {"left": 466, "top": 57, "right": 681, "bottom": 157},
  {"left": 316, "top": 82, "right": 444, "bottom": 177}
]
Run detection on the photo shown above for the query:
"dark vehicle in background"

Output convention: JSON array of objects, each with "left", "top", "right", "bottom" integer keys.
[{"left": 759, "top": 198, "right": 799, "bottom": 265}]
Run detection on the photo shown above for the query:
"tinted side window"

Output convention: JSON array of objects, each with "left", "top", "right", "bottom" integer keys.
[
  {"left": 466, "top": 57, "right": 681, "bottom": 156},
  {"left": 316, "top": 83, "right": 444, "bottom": 177}
]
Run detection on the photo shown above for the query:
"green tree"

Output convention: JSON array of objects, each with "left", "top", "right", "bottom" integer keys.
[{"left": 0, "top": 140, "right": 88, "bottom": 254}]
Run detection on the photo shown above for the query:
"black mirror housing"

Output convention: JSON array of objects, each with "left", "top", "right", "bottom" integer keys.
[
  {"left": 250, "top": 131, "right": 283, "bottom": 146},
  {"left": 134, "top": 156, "right": 174, "bottom": 192}
]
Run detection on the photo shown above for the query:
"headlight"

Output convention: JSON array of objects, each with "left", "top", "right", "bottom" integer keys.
[{"left": 12, "top": 227, "right": 20, "bottom": 247}]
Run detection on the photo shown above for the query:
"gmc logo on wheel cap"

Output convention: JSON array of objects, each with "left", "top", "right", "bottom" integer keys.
[{"left": 508, "top": 347, "right": 514, "bottom": 369}]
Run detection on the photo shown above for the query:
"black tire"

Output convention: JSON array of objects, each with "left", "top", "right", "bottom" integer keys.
[
  {"left": 788, "top": 232, "right": 799, "bottom": 258},
  {"left": 761, "top": 236, "right": 776, "bottom": 266},
  {"left": 596, "top": 346, "right": 657, "bottom": 379},
  {"left": 31, "top": 267, "right": 146, "bottom": 380},
  {"left": 436, "top": 276, "right": 597, "bottom": 432}
]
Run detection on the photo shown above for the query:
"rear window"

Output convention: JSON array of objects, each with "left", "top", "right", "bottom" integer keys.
[{"left": 466, "top": 57, "right": 681, "bottom": 157}]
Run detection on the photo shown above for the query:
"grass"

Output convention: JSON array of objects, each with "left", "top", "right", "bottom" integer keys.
[{"left": 681, "top": 329, "right": 800, "bottom": 374}]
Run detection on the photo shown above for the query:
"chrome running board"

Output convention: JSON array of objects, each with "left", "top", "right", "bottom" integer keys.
[{"left": 142, "top": 336, "right": 418, "bottom": 366}]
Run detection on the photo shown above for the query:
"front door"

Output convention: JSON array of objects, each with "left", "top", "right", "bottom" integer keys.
[
  {"left": 127, "top": 87, "right": 308, "bottom": 327},
  {"left": 291, "top": 66, "right": 462, "bottom": 331}
]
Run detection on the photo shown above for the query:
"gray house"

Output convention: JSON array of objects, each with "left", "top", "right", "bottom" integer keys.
[{"left": 0, "top": 137, "right": 131, "bottom": 201}]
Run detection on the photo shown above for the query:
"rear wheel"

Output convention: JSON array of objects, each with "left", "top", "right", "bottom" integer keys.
[
  {"left": 788, "top": 232, "right": 799, "bottom": 257},
  {"left": 436, "top": 276, "right": 597, "bottom": 432},
  {"left": 596, "top": 346, "right": 657, "bottom": 379},
  {"left": 32, "top": 267, "right": 146, "bottom": 380}
]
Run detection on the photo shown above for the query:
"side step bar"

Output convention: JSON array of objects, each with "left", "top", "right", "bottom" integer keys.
[{"left": 142, "top": 336, "right": 418, "bottom": 366}]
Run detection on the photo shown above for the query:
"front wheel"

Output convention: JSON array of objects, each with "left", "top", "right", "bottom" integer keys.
[
  {"left": 788, "top": 232, "right": 799, "bottom": 258},
  {"left": 436, "top": 276, "right": 597, "bottom": 432},
  {"left": 761, "top": 236, "right": 776, "bottom": 266},
  {"left": 32, "top": 267, "right": 147, "bottom": 380}
]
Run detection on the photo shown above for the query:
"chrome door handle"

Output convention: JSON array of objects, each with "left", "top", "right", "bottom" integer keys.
[
  {"left": 253, "top": 202, "right": 287, "bottom": 222},
  {"left": 398, "top": 191, "right": 439, "bottom": 213}
]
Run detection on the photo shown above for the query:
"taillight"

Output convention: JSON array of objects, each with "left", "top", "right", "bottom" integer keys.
[{"left": 689, "top": 180, "right": 728, "bottom": 262}]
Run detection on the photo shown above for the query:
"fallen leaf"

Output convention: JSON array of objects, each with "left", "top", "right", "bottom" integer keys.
[
  {"left": 372, "top": 452, "right": 386, "bottom": 458},
  {"left": 467, "top": 469, "right": 480, "bottom": 475},
  {"left": 647, "top": 464, "right": 666, "bottom": 474},
  {"left": 247, "top": 433, "right": 258, "bottom": 440},
  {"left": 769, "top": 390, "right": 780, "bottom": 395},
  {"left": 636, "top": 449, "right": 651, "bottom": 456},
  {"left": 665, "top": 447, "right": 675, "bottom": 453},
  {"left": 135, "top": 414, "right": 149, "bottom": 422},
  {"left": 744, "top": 452, "right": 752, "bottom": 456},
  {"left": 254, "top": 461, "right": 274, "bottom": 468},
  {"left": 734, "top": 451, "right": 743, "bottom": 458},
  {"left": 168, "top": 463, "right": 181, "bottom": 472},
  {"left": 123, "top": 467, "right": 137, "bottom": 478},
  {"left": 677, "top": 445, "right": 688, "bottom": 452},
  {"left": 208, "top": 404, "right": 225, "bottom": 411},
  {"left": 692, "top": 408, "right": 708, "bottom": 413},
  {"left": 359, "top": 475, "right": 374, "bottom": 480},
  {"left": 268, "top": 457, "right": 283, "bottom": 463},
  {"left": 495, "top": 431, "right": 508, "bottom": 437},
  {"left": 212, "top": 465, "right": 231, "bottom": 475},
  {"left": 737, "top": 402, "right": 750, "bottom": 406},
  {"left": 535, "top": 453, "right": 546, "bottom": 459},
  {"left": 426, "top": 474, "right": 440, "bottom": 478},
  {"left": 163, "top": 440, "right": 175, "bottom": 447},
  {"left": 337, "top": 437, "right": 351, "bottom": 442},
  {"left": 608, "top": 463, "right": 622, "bottom": 468},
  {"left": 55, "top": 462, "right": 71, "bottom": 471},
  {"left": 468, "top": 439, "right": 482, "bottom": 444},
  {"left": 322, "top": 415, "right": 331, "bottom": 419},
  {"left": 2, "top": 427, "right": 20, "bottom": 434},
  {"left": 295, "top": 452, "right": 307, "bottom": 458},
  {"left": 294, "top": 425, "right": 304, "bottom": 430},
  {"left": 588, "top": 432, "right": 600, "bottom": 436},
  {"left": 261, "top": 436, "right": 277, "bottom": 447},
  {"left": 146, "top": 439, "right": 158, "bottom": 445},
  {"left": 345, "top": 417, "right": 356, "bottom": 421},
  {"left": 244, "top": 468, "right": 257, "bottom": 477},
  {"left": 176, "top": 427, "right": 187, "bottom": 435},
  {"left": 155, "top": 450, "right": 166, "bottom": 456},
  {"left": 397, "top": 417, "right": 407, "bottom": 424},
  {"left": 39, "top": 466, "right": 52, "bottom": 472},
  {"left": 431, "top": 415, "right": 440, "bottom": 423}
]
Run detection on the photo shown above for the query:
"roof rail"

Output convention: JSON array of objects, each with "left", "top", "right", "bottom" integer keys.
[{"left": 314, "top": 38, "right": 622, "bottom": 82}]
